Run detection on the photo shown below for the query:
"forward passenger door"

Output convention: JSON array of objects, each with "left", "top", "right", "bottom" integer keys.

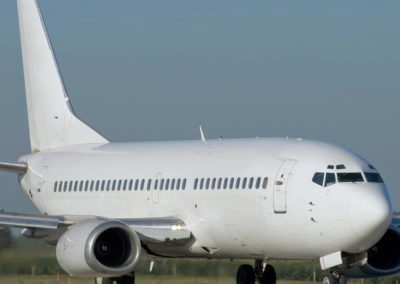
[{"left": 273, "top": 159, "right": 297, "bottom": 214}]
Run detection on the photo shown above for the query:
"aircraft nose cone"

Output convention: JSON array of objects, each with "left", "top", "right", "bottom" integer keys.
[{"left": 350, "top": 186, "right": 392, "bottom": 243}]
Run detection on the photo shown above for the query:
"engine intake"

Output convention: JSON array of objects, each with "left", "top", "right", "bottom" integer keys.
[
  {"left": 56, "top": 219, "right": 141, "bottom": 277},
  {"left": 340, "top": 226, "right": 400, "bottom": 278}
]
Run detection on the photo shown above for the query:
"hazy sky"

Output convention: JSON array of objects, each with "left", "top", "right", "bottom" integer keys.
[{"left": 0, "top": 0, "right": 399, "bottom": 213}]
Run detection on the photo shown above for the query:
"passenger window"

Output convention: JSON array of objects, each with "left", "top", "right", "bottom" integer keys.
[
  {"left": 194, "top": 178, "right": 198, "bottom": 190},
  {"left": 223, "top": 178, "right": 228, "bottom": 189},
  {"left": 165, "top": 179, "right": 170, "bottom": 190},
  {"left": 74, "top": 181, "right": 78, "bottom": 192},
  {"left": 211, "top": 178, "right": 216, "bottom": 190},
  {"left": 324, "top": 173, "right": 336, "bottom": 187},
  {"left": 249, "top": 177, "right": 254, "bottom": 189},
  {"left": 154, "top": 179, "right": 159, "bottom": 190},
  {"left": 200, "top": 178, "right": 204, "bottom": 190},
  {"left": 134, "top": 180, "right": 139, "bottom": 191},
  {"left": 147, "top": 179, "right": 152, "bottom": 191},
  {"left": 90, "top": 180, "right": 94, "bottom": 191},
  {"left": 85, "top": 180, "right": 89, "bottom": 191},
  {"left": 242, "top": 178, "right": 247, "bottom": 189},
  {"left": 129, "top": 179, "right": 133, "bottom": 190},
  {"left": 58, "top": 181, "right": 63, "bottom": 192},
  {"left": 229, "top": 178, "right": 235, "bottom": 189},
  {"left": 101, "top": 180, "right": 105, "bottom": 191},
  {"left": 255, "top": 177, "right": 261, "bottom": 189},
  {"left": 96, "top": 180, "right": 100, "bottom": 191},
  {"left": 79, "top": 181, "right": 84, "bottom": 191},
  {"left": 106, "top": 180, "right": 111, "bottom": 191},
  {"left": 123, "top": 180, "right": 127, "bottom": 191},
  {"left": 160, "top": 179, "right": 165, "bottom": 190},
  {"left": 63, "top": 182, "right": 67, "bottom": 192},
  {"left": 54, "top": 182, "right": 58, "bottom": 192},
  {"left": 182, "top": 179, "right": 187, "bottom": 190},
  {"left": 205, "top": 178, "right": 210, "bottom": 190},
  {"left": 140, "top": 179, "right": 145, "bottom": 190},
  {"left": 312, "top": 172, "right": 324, "bottom": 186},
  {"left": 217, "top": 178, "right": 222, "bottom": 189},
  {"left": 111, "top": 180, "right": 116, "bottom": 191},
  {"left": 262, "top": 177, "right": 268, "bottom": 189},
  {"left": 69, "top": 181, "right": 73, "bottom": 192},
  {"left": 176, "top": 179, "right": 181, "bottom": 190},
  {"left": 117, "top": 180, "right": 122, "bottom": 191},
  {"left": 171, "top": 179, "right": 175, "bottom": 190},
  {"left": 235, "top": 178, "right": 241, "bottom": 189}
]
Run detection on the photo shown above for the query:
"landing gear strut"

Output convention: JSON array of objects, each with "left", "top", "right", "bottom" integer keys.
[
  {"left": 236, "top": 260, "right": 276, "bottom": 284},
  {"left": 322, "top": 272, "right": 346, "bottom": 284}
]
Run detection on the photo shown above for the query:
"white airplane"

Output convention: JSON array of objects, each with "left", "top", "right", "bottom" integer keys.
[{"left": 0, "top": 1, "right": 398, "bottom": 284}]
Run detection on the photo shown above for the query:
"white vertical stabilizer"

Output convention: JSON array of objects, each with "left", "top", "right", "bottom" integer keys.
[{"left": 17, "top": 0, "right": 108, "bottom": 152}]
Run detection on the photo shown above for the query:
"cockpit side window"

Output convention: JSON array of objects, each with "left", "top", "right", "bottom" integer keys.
[
  {"left": 324, "top": 173, "right": 336, "bottom": 187},
  {"left": 312, "top": 172, "right": 324, "bottom": 186},
  {"left": 337, "top": 172, "right": 364, "bottom": 183},
  {"left": 364, "top": 172, "right": 384, "bottom": 183}
]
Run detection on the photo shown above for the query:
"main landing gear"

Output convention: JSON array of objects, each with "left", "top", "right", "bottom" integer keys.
[
  {"left": 95, "top": 274, "right": 135, "bottom": 284},
  {"left": 322, "top": 272, "right": 347, "bottom": 284},
  {"left": 236, "top": 260, "right": 276, "bottom": 284}
]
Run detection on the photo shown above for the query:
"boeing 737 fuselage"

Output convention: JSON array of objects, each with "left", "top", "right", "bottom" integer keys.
[{"left": 0, "top": 1, "right": 398, "bottom": 284}]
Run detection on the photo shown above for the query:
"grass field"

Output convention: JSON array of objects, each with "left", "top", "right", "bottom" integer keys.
[
  {"left": 0, "top": 276, "right": 312, "bottom": 284},
  {"left": 0, "top": 276, "right": 370, "bottom": 284}
]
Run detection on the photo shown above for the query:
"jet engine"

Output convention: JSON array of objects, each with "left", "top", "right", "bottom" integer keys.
[
  {"left": 56, "top": 219, "right": 141, "bottom": 277},
  {"left": 339, "top": 226, "right": 400, "bottom": 278}
]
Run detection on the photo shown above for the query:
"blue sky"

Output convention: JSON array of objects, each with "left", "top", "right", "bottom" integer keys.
[{"left": 0, "top": 0, "right": 399, "bottom": 212}]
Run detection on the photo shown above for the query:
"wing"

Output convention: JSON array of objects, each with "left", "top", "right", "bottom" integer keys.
[{"left": 0, "top": 211, "right": 192, "bottom": 244}]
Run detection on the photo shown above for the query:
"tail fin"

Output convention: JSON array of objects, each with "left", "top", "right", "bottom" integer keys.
[{"left": 17, "top": 0, "right": 108, "bottom": 152}]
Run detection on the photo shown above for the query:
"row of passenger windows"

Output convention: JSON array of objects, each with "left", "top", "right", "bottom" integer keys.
[
  {"left": 193, "top": 177, "right": 268, "bottom": 190},
  {"left": 54, "top": 178, "right": 187, "bottom": 193},
  {"left": 53, "top": 176, "right": 269, "bottom": 193}
]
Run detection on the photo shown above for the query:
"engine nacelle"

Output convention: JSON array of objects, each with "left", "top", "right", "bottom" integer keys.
[
  {"left": 56, "top": 219, "right": 141, "bottom": 277},
  {"left": 339, "top": 226, "right": 400, "bottom": 278}
]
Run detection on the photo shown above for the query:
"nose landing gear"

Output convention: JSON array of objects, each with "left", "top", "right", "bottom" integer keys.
[
  {"left": 322, "top": 272, "right": 347, "bottom": 284},
  {"left": 236, "top": 260, "right": 276, "bottom": 284}
]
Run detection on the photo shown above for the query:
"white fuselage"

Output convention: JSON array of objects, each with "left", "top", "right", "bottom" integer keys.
[{"left": 18, "top": 138, "right": 392, "bottom": 260}]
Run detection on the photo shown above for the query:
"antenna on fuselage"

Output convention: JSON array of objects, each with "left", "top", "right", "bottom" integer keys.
[{"left": 199, "top": 126, "right": 207, "bottom": 144}]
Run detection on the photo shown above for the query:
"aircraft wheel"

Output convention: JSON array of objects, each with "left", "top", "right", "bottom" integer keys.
[
  {"left": 116, "top": 275, "right": 135, "bottom": 284},
  {"left": 322, "top": 273, "right": 345, "bottom": 284},
  {"left": 322, "top": 274, "right": 336, "bottom": 284},
  {"left": 338, "top": 275, "right": 347, "bottom": 284},
  {"left": 95, "top": 278, "right": 113, "bottom": 284},
  {"left": 260, "top": 264, "right": 276, "bottom": 284},
  {"left": 236, "top": 264, "right": 256, "bottom": 284}
]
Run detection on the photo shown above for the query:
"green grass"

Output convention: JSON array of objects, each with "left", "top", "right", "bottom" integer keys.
[{"left": 0, "top": 275, "right": 313, "bottom": 284}]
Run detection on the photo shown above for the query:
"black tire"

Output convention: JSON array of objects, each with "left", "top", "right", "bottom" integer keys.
[
  {"left": 116, "top": 275, "right": 135, "bottom": 284},
  {"left": 339, "top": 275, "right": 347, "bottom": 284},
  {"left": 260, "top": 264, "right": 276, "bottom": 284},
  {"left": 322, "top": 274, "right": 338, "bottom": 284},
  {"left": 236, "top": 264, "right": 256, "bottom": 284},
  {"left": 95, "top": 279, "right": 113, "bottom": 284}
]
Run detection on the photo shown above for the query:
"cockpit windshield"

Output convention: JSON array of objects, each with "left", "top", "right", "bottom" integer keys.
[
  {"left": 337, "top": 172, "right": 364, "bottom": 183},
  {"left": 312, "top": 165, "right": 385, "bottom": 187},
  {"left": 364, "top": 172, "right": 384, "bottom": 183}
]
